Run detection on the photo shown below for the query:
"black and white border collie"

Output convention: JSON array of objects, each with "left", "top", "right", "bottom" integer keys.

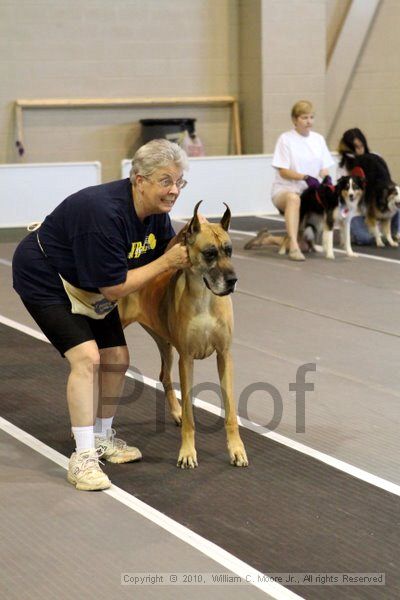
[
  {"left": 366, "top": 184, "right": 400, "bottom": 247},
  {"left": 335, "top": 174, "right": 366, "bottom": 255},
  {"left": 298, "top": 175, "right": 365, "bottom": 259},
  {"left": 354, "top": 154, "right": 400, "bottom": 247}
]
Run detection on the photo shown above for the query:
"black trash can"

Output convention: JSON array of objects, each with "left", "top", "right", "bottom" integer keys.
[{"left": 140, "top": 118, "right": 197, "bottom": 145}]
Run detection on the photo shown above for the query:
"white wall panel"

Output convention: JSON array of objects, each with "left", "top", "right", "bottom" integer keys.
[
  {"left": 0, "top": 162, "right": 101, "bottom": 227},
  {"left": 122, "top": 154, "right": 338, "bottom": 219}
]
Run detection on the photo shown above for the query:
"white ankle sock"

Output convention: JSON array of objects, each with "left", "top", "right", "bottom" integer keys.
[
  {"left": 72, "top": 426, "right": 95, "bottom": 452},
  {"left": 94, "top": 417, "right": 114, "bottom": 437}
]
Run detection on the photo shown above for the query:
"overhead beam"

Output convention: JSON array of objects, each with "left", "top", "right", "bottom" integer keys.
[{"left": 326, "top": 0, "right": 381, "bottom": 142}]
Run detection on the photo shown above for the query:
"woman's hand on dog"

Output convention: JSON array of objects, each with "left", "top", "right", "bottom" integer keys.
[
  {"left": 304, "top": 175, "right": 320, "bottom": 189},
  {"left": 164, "top": 243, "right": 191, "bottom": 269}
]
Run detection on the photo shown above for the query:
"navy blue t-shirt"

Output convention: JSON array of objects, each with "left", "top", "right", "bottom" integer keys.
[{"left": 13, "top": 178, "right": 175, "bottom": 304}]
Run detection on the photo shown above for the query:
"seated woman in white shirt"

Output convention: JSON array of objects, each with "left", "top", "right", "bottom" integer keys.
[{"left": 245, "top": 100, "right": 334, "bottom": 261}]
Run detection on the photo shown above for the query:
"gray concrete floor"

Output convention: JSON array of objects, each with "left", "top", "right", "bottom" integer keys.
[
  {"left": 0, "top": 430, "right": 267, "bottom": 600},
  {"left": 1, "top": 229, "right": 399, "bottom": 599},
  {"left": 1, "top": 236, "right": 400, "bottom": 482}
]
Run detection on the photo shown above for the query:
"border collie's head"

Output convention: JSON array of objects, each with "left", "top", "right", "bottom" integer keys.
[
  {"left": 336, "top": 175, "right": 365, "bottom": 213},
  {"left": 384, "top": 185, "right": 400, "bottom": 212}
]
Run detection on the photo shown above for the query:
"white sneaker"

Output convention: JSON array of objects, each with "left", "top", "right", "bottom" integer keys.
[
  {"left": 95, "top": 429, "right": 142, "bottom": 464},
  {"left": 67, "top": 448, "right": 111, "bottom": 491}
]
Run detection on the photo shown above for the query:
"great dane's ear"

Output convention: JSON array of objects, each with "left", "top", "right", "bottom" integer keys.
[
  {"left": 220, "top": 203, "right": 231, "bottom": 231},
  {"left": 187, "top": 200, "right": 203, "bottom": 236}
]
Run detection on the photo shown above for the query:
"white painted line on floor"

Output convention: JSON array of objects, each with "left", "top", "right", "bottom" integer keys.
[
  {"left": 229, "top": 217, "right": 400, "bottom": 265},
  {"left": 177, "top": 212, "right": 400, "bottom": 264},
  {"left": 0, "top": 420, "right": 301, "bottom": 600},
  {"left": 0, "top": 312, "right": 303, "bottom": 598},
  {"left": 230, "top": 228, "right": 287, "bottom": 237},
  {"left": 0, "top": 314, "right": 49, "bottom": 342},
  {"left": 2, "top": 313, "right": 400, "bottom": 498},
  {"left": 312, "top": 245, "right": 400, "bottom": 264},
  {"left": 125, "top": 369, "right": 400, "bottom": 498},
  {"left": 104, "top": 485, "right": 302, "bottom": 599},
  {"left": 230, "top": 228, "right": 257, "bottom": 236},
  {"left": 234, "top": 236, "right": 400, "bottom": 265}
]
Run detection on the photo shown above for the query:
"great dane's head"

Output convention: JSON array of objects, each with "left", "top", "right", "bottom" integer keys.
[{"left": 184, "top": 201, "right": 238, "bottom": 296}]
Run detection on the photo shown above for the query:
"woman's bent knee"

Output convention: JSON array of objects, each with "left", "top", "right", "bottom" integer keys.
[
  {"left": 273, "top": 191, "right": 300, "bottom": 212},
  {"left": 100, "top": 345, "right": 130, "bottom": 370},
  {"left": 66, "top": 341, "right": 101, "bottom": 371},
  {"left": 285, "top": 193, "right": 301, "bottom": 208}
]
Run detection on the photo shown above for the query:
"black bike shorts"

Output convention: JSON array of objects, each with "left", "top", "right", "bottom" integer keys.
[{"left": 22, "top": 301, "right": 126, "bottom": 357}]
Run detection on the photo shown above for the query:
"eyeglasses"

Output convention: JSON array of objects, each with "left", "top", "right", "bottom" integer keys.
[{"left": 143, "top": 175, "right": 187, "bottom": 190}]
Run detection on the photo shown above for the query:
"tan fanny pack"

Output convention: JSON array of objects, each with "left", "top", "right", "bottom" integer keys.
[
  {"left": 58, "top": 276, "right": 117, "bottom": 320},
  {"left": 31, "top": 224, "right": 117, "bottom": 320}
]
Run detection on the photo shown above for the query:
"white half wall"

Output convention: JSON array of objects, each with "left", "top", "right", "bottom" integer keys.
[
  {"left": 0, "top": 162, "right": 101, "bottom": 228},
  {"left": 123, "top": 155, "right": 278, "bottom": 219},
  {"left": 122, "top": 154, "right": 338, "bottom": 219}
]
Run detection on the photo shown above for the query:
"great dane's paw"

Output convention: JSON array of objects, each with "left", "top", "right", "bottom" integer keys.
[
  {"left": 177, "top": 448, "right": 198, "bottom": 469},
  {"left": 326, "top": 253, "right": 335, "bottom": 260},
  {"left": 376, "top": 240, "right": 385, "bottom": 248},
  {"left": 347, "top": 251, "right": 359, "bottom": 258},
  {"left": 229, "top": 446, "right": 249, "bottom": 467},
  {"left": 388, "top": 240, "right": 399, "bottom": 248}
]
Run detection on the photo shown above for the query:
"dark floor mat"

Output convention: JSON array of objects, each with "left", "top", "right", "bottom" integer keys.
[
  {"left": 208, "top": 216, "right": 285, "bottom": 233},
  {"left": 1, "top": 323, "right": 399, "bottom": 599}
]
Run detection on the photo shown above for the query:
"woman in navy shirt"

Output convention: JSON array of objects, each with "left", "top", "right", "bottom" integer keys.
[{"left": 13, "top": 139, "right": 190, "bottom": 491}]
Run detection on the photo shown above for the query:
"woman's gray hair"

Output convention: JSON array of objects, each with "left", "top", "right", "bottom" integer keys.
[{"left": 130, "top": 138, "right": 189, "bottom": 183}]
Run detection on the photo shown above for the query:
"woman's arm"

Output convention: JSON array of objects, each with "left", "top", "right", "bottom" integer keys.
[
  {"left": 319, "top": 168, "right": 330, "bottom": 178},
  {"left": 99, "top": 244, "right": 189, "bottom": 302},
  {"left": 278, "top": 168, "right": 306, "bottom": 181}
]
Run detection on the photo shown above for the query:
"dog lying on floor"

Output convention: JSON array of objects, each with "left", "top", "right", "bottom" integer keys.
[
  {"left": 118, "top": 202, "right": 248, "bottom": 469},
  {"left": 353, "top": 155, "right": 400, "bottom": 247},
  {"left": 279, "top": 175, "right": 365, "bottom": 259}
]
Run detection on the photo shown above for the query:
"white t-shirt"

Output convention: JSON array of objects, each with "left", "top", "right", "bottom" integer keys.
[{"left": 271, "top": 129, "right": 334, "bottom": 198}]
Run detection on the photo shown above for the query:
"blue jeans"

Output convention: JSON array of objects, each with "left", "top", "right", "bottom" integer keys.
[{"left": 351, "top": 212, "right": 400, "bottom": 245}]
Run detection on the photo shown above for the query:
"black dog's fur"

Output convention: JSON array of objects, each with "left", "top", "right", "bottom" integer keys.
[
  {"left": 300, "top": 177, "right": 337, "bottom": 235},
  {"left": 353, "top": 154, "right": 400, "bottom": 247},
  {"left": 299, "top": 175, "right": 365, "bottom": 258}
]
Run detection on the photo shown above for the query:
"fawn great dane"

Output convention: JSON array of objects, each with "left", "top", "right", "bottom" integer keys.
[{"left": 118, "top": 202, "right": 248, "bottom": 469}]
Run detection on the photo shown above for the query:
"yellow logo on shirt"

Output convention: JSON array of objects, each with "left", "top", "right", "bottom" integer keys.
[{"left": 128, "top": 233, "right": 157, "bottom": 259}]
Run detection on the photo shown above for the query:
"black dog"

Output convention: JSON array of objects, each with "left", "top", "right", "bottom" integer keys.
[
  {"left": 335, "top": 174, "right": 366, "bottom": 254},
  {"left": 299, "top": 177, "right": 337, "bottom": 258},
  {"left": 354, "top": 154, "right": 400, "bottom": 247},
  {"left": 298, "top": 176, "right": 363, "bottom": 259}
]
